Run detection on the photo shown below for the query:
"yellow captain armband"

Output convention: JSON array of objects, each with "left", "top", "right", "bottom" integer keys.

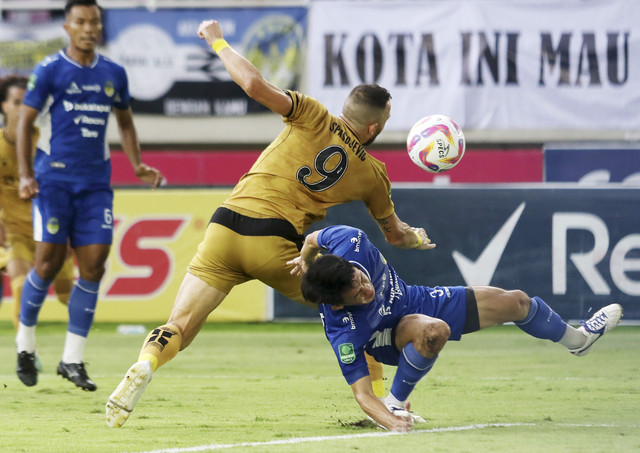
[
  {"left": 414, "top": 230, "right": 423, "bottom": 248},
  {"left": 211, "top": 39, "right": 230, "bottom": 54}
]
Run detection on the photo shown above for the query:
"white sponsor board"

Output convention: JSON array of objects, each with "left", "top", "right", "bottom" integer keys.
[{"left": 307, "top": 0, "right": 639, "bottom": 131}]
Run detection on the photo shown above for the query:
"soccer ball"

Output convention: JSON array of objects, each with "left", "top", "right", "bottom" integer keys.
[{"left": 406, "top": 114, "right": 466, "bottom": 173}]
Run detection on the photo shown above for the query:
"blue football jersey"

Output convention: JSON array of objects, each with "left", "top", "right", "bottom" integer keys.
[
  {"left": 23, "top": 50, "right": 131, "bottom": 184},
  {"left": 317, "top": 225, "right": 419, "bottom": 384}
]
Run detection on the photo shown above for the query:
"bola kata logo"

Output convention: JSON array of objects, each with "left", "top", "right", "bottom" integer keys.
[{"left": 242, "top": 14, "right": 304, "bottom": 90}]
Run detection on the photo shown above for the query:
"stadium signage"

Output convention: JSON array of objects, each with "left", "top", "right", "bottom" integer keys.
[
  {"left": 307, "top": 0, "right": 639, "bottom": 132},
  {"left": 274, "top": 187, "right": 640, "bottom": 320}
]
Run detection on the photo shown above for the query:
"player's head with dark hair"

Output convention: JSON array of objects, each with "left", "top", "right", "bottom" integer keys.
[
  {"left": 65, "top": 0, "right": 100, "bottom": 16},
  {"left": 342, "top": 84, "right": 392, "bottom": 146},
  {"left": 64, "top": 0, "right": 102, "bottom": 54},
  {"left": 0, "top": 75, "right": 28, "bottom": 117},
  {"left": 301, "top": 254, "right": 356, "bottom": 305}
]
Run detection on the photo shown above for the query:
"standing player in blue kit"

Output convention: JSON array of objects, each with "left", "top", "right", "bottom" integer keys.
[
  {"left": 288, "top": 225, "right": 623, "bottom": 431},
  {"left": 15, "top": 0, "right": 164, "bottom": 390}
]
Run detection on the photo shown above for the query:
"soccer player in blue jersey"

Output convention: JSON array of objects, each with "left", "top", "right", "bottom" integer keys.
[
  {"left": 288, "top": 225, "right": 623, "bottom": 432},
  {"left": 14, "top": 0, "right": 164, "bottom": 390}
]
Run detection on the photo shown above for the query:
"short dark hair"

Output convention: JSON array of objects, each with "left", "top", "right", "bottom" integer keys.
[
  {"left": 65, "top": 0, "right": 100, "bottom": 15},
  {"left": 347, "top": 84, "right": 392, "bottom": 110},
  {"left": 301, "top": 254, "right": 355, "bottom": 305},
  {"left": 0, "top": 75, "right": 28, "bottom": 114}
]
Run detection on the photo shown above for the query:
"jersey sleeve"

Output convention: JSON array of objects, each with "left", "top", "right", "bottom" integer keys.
[
  {"left": 317, "top": 225, "right": 381, "bottom": 275},
  {"left": 363, "top": 158, "right": 395, "bottom": 220},
  {"left": 322, "top": 310, "right": 371, "bottom": 385},
  {"left": 23, "top": 61, "right": 52, "bottom": 112},
  {"left": 317, "top": 225, "right": 361, "bottom": 254},
  {"left": 112, "top": 65, "right": 131, "bottom": 110},
  {"left": 283, "top": 90, "right": 327, "bottom": 129}
]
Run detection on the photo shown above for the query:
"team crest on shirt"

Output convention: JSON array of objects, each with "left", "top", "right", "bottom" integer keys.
[
  {"left": 338, "top": 343, "right": 356, "bottom": 364},
  {"left": 46, "top": 217, "right": 59, "bottom": 235},
  {"left": 104, "top": 81, "right": 115, "bottom": 97}
]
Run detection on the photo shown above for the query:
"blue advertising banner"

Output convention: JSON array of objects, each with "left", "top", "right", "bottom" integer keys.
[
  {"left": 545, "top": 144, "right": 640, "bottom": 184},
  {"left": 275, "top": 186, "right": 640, "bottom": 321},
  {"left": 104, "top": 7, "right": 306, "bottom": 115}
]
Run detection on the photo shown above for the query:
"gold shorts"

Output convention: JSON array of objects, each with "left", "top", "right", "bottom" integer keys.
[
  {"left": 7, "top": 236, "right": 74, "bottom": 281},
  {"left": 188, "top": 208, "right": 305, "bottom": 302},
  {"left": 8, "top": 235, "right": 35, "bottom": 262}
]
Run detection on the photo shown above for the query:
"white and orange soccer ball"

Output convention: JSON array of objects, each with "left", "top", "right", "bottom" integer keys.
[{"left": 406, "top": 114, "right": 466, "bottom": 173}]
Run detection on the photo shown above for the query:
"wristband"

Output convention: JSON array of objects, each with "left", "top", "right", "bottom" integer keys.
[
  {"left": 211, "top": 39, "right": 230, "bottom": 54},
  {"left": 414, "top": 231, "right": 423, "bottom": 248}
]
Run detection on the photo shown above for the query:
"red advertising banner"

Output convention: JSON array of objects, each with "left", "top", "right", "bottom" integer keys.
[{"left": 111, "top": 148, "right": 543, "bottom": 186}]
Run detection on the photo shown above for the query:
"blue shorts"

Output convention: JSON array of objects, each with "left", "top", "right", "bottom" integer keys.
[
  {"left": 32, "top": 179, "right": 114, "bottom": 247},
  {"left": 366, "top": 286, "right": 479, "bottom": 366}
]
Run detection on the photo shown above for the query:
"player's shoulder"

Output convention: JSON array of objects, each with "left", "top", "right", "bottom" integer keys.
[
  {"left": 36, "top": 51, "right": 63, "bottom": 70},
  {"left": 286, "top": 90, "right": 328, "bottom": 119},
  {"left": 96, "top": 54, "right": 127, "bottom": 74}
]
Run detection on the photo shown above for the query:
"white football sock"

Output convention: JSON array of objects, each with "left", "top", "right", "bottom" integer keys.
[
  {"left": 385, "top": 393, "right": 406, "bottom": 409},
  {"left": 62, "top": 331, "right": 87, "bottom": 364},
  {"left": 557, "top": 324, "right": 588, "bottom": 349},
  {"left": 16, "top": 323, "right": 37, "bottom": 353}
]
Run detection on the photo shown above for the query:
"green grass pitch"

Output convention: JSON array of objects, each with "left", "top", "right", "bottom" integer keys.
[{"left": 0, "top": 321, "right": 638, "bottom": 452}]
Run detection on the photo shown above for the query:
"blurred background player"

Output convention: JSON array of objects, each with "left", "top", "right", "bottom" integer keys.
[
  {"left": 0, "top": 75, "right": 76, "bottom": 331},
  {"left": 289, "top": 225, "right": 623, "bottom": 432},
  {"left": 15, "top": 0, "right": 164, "bottom": 391},
  {"left": 105, "top": 18, "right": 436, "bottom": 428}
]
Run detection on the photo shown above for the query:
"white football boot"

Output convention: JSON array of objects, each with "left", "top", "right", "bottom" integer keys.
[
  {"left": 106, "top": 361, "right": 153, "bottom": 428},
  {"left": 569, "top": 303, "right": 623, "bottom": 357}
]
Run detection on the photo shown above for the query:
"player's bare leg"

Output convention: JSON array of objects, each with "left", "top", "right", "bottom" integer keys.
[{"left": 106, "top": 273, "right": 227, "bottom": 427}]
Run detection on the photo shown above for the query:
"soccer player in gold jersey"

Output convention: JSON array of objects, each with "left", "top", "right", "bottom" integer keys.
[
  {"left": 0, "top": 76, "right": 75, "bottom": 329},
  {"left": 106, "top": 19, "right": 435, "bottom": 428}
]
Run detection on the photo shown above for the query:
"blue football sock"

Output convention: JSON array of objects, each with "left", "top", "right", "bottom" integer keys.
[
  {"left": 390, "top": 343, "right": 437, "bottom": 402},
  {"left": 67, "top": 278, "right": 100, "bottom": 337},
  {"left": 19, "top": 270, "right": 53, "bottom": 327},
  {"left": 515, "top": 296, "right": 567, "bottom": 342}
]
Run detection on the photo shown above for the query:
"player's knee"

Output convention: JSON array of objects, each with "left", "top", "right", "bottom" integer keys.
[
  {"left": 506, "top": 289, "right": 531, "bottom": 320},
  {"left": 419, "top": 318, "right": 449, "bottom": 356}
]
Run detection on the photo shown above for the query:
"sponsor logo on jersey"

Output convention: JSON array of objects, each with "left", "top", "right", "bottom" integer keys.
[
  {"left": 46, "top": 217, "right": 59, "bottom": 235},
  {"left": 342, "top": 311, "right": 356, "bottom": 330},
  {"left": 63, "top": 100, "right": 111, "bottom": 113},
  {"left": 350, "top": 231, "right": 362, "bottom": 252},
  {"left": 50, "top": 162, "right": 66, "bottom": 169},
  {"left": 27, "top": 74, "right": 37, "bottom": 91},
  {"left": 104, "top": 81, "right": 114, "bottom": 97},
  {"left": 73, "top": 115, "right": 106, "bottom": 126},
  {"left": 338, "top": 343, "right": 356, "bottom": 364},
  {"left": 82, "top": 84, "right": 101, "bottom": 92},
  {"left": 81, "top": 127, "right": 99, "bottom": 138},
  {"left": 66, "top": 82, "right": 82, "bottom": 95}
]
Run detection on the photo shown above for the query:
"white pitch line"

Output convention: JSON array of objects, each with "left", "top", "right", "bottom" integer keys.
[{"left": 133, "top": 423, "right": 540, "bottom": 453}]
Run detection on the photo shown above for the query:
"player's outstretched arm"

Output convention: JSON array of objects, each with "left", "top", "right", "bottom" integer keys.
[
  {"left": 377, "top": 212, "right": 435, "bottom": 250},
  {"left": 113, "top": 107, "right": 164, "bottom": 188},
  {"left": 197, "top": 19, "right": 292, "bottom": 116},
  {"left": 287, "top": 230, "right": 322, "bottom": 277},
  {"left": 351, "top": 376, "right": 413, "bottom": 432},
  {"left": 16, "top": 104, "right": 39, "bottom": 200}
]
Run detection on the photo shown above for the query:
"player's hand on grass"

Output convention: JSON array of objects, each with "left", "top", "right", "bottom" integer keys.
[
  {"left": 386, "top": 410, "right": 414, "bottom": 432},
  {"left": 135, "top": 163, "right": 165, "bottom": 188},
  {"left": 18, "top": 175, "right": 39, "bottom": 200}
]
